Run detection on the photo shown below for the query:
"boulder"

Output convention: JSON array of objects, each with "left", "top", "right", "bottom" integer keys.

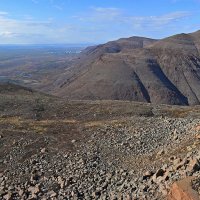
[
  {"left": 168, "top": 177, "right": 199, "bottom": 200},
  {"left": 40, "top": 148, "right": 46, "bottom": 153},
  {"left": 173, "top": 158, "right": 189, "bottom": 171},
  {"left": 187, "top": 158, "right": 200, "bottom": 173},
  {"left": 143, "top": 171, "right": 153, "bottom": 180}
]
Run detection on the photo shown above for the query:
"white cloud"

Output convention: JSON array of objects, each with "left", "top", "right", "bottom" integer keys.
[
  {"left": 0, "top": 11, "right": 8, "bottom": 16},
  {"left": 73, "top": 7, "right": 122, "bottom": 22},
  {"left": 72, "top": 8, "right": 191, "bottom": 37},
  {"left": 76, "top": 7, "right": 190, "bottom": 26},
  {"left": 127, "top": 11, "right": 191, "bottom": 28},
  {"left": 0, "top": 7, "right": 194, "bottom": 44},
  {"left": 0, "top": 31, "right": 16, "bottom": 38},
  {"left": 53, "top": 5, "right": 63, "bottom": 10},
  {"left": 0, "top": 13, "right": 55, "bottom": 43}
]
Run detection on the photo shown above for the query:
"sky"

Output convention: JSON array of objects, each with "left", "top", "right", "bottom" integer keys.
[{"left": 0, "top": 0, "right": 199, "bottom": 44}]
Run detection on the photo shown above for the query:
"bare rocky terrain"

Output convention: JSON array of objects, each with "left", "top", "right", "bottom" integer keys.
[
  {"left": 1, "top": 30, "right": 200, "bottom": 200},
  {"left": 1, "top": 83, "right": 200, "bottom": 199},
  {"left": 47, "top": 31, "right": 200, "bottom": 106}
]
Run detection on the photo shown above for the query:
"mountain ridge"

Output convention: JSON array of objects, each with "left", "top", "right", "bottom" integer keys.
[{"left": 31, "top": 30, "right": 200, "bottom": 106}]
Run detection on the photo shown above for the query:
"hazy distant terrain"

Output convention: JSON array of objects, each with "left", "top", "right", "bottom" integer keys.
[{"left": 0, "top": 45, "right": 85, "bottom": 88}]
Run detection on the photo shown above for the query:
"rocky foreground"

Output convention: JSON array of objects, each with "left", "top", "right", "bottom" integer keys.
[
  {"left": 1, "top": 84, "right": 200, "bottom": 199},
  {"left": 1, "top": 115, "right": 200, "bottom": 200}
]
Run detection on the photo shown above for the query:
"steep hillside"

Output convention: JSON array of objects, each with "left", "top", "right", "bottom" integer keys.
[
  {"left": 52, "top": 30, "right": 200, "bottom": 105},
  {"left": 148, "top": 31, "right": 200, "bottom": 105}
]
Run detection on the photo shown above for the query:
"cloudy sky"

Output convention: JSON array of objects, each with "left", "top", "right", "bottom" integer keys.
[{"left": 0, "top": 0, "right": 199, "bottom": 44}]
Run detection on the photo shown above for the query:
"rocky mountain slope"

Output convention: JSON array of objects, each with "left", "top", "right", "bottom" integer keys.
[
  {"left": 51, "top": 30, "right": 200, "bottom": 106},
  {"left": 1, "top": 83, "right": 200, "bottom": 199}
]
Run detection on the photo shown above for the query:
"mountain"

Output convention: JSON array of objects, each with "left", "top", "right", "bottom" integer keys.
[
  {"left": 82, "top": 36, "right": 157, "bottom": 56},
  {"left": 34, "top": 31, "right": 200, "bottom": 105}
]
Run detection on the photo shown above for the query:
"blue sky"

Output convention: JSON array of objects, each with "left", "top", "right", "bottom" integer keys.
[{"left": 0, "top": 0, "right": 199, "bottom": 44}]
